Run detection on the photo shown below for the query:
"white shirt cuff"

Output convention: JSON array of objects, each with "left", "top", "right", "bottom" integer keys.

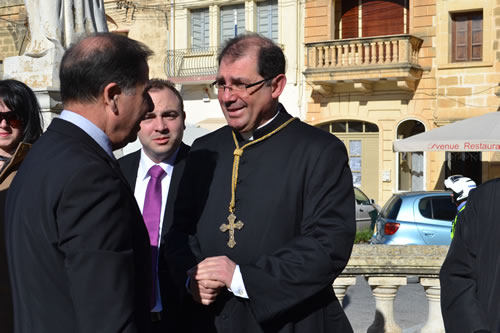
[{"left": 228, "top": 265, "right": 249, "bottom": 299}]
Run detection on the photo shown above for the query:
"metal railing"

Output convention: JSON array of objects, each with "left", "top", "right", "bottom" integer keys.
[{"left": 164, "top": 46, "right": 219, "bottom": 78}]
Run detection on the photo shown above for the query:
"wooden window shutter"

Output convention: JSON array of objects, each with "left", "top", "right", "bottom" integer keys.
[
  {"left": 191, "top": 8, "right": 210, "bottom": 49},
  {"left": 220, "top": 4, "right": 246, "bottom": 44},
  {"left": 362, "top": 0, "right": 405, "bottom": 37},
  {"left": 257, "top": 0, "right": 278, "bottom": 42},
  {"left": 452, "top": 11, "right": 482, "bottom": 62},
  {"left": 341, "top": 0, "right": 359, "bottom": 39},
  {"left": 471, "top": 13, "right": 483, "bottom": 61}
]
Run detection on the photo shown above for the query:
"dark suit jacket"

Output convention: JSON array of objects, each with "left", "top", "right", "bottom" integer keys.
[
  {"left": 119, "top": 142, "right": 190, "bottom": 331},
  {"left": 5, "top": 118, "right": 151, "bottom": 333},
  {"left": 440, "top": 179, "right": 500, "bottom": 332}
]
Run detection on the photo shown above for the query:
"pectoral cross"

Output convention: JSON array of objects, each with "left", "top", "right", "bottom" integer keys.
[{"left": 219, "top": 213, "right": 244, "bottom": 248}]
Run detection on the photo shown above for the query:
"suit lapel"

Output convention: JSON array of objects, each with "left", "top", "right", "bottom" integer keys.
[
  {"left": 119, "top": 150, "right": 141, "bottom": 191},
  {"left": 160, "top": 142, "right": 190, "bottom": 240}
]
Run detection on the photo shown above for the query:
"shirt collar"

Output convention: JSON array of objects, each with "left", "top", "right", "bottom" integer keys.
[
  {"left": 239, "top": 105, "right": 282, "bottom": 141},
  {"left": 137, "top": 147, "right": 179, "bottom": 181},
  {"left": 59, "top": 110, "right": 114, "bottom": 158}
]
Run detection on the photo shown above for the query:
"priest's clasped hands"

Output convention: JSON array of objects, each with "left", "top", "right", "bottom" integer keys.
[{"left": 187, "top": 256, "right": 237, "bottom": 305}]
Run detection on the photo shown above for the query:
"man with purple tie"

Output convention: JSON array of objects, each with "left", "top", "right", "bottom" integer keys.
[{"left": 119, "top": 79, "right": 190, "bottom": 332}]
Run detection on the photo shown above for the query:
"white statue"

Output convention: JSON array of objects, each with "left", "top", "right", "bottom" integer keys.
[{"left": 24, "top": 0, "right": 108, "bottom": 57}]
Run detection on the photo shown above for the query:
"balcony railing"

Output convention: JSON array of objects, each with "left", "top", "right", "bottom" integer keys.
[
  {"left": 164, "top": 46, "right": 219, "bottom": 83},
  {"left": 335, "top": 245, "right": 448, "bottom": 333},
  {"left": 304, "top": 35, "right": 423, "bottom": 93},
  {"left": 306, "top": 34, "right": 422, "bottom": 69}
]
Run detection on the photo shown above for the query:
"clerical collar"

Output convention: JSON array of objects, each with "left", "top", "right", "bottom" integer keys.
[{"left": 239, "top": 107, "right": 281, "bottom": 141}]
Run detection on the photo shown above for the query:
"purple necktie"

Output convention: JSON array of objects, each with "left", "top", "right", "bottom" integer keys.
[{"left": 143, "top": 165, "right": 166, "bottom": 308}]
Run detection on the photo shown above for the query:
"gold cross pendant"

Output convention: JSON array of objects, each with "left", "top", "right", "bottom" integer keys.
[{"left": 219, "top": 213, "right": 244, "bottom": 248}]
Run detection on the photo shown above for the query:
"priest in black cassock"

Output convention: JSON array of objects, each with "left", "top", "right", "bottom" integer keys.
[
  {"left": 167, "top": 33, "right": 356, "bottom": 333},
  {"left": 440, "top": 178, "right": 500, "bottom": 333}
]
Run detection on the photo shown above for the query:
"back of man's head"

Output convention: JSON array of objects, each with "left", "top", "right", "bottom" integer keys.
[{"left": 59, "top": 33, "right": 153, "bottom": 104}]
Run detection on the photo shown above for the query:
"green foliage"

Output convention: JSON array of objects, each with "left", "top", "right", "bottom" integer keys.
[{"left": 354, "top": 228, "right": 373, "bottom": 244}]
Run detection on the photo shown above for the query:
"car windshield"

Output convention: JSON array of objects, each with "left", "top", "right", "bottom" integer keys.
[{"left": 380, "top": 195, "right": 402, "bottom": 219}]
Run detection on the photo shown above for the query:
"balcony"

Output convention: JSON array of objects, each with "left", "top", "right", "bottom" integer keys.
[
  {"left": 164, "top": 46, "right": 219, "bottom": 84},
  {"left": 304, "top": 35, "right": 424, "bottom": 94}
]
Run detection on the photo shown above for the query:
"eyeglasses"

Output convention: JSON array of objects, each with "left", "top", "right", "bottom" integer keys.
[
  {"left": 211, "top": 76, "right": 275, "bottom": 95},
  {"left": 0, "top": 111, "right": 23, "bottom": 128}
]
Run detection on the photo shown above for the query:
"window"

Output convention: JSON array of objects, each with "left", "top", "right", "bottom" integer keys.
[
  {"left": 340, "top": 0, "right": 407, "bottom": 39},
  {"left": 220, "top": 4, "right": 245, "bottom": 44},
  {"left": 354, "top": 187, "right": 371, "bottom": 205},
  {"left": 191, "top": 8, "right": 210, "bottom": 49},
  {"left": 349, "top": 140, "right": 362, "bottom": 187},
  {"left": 257, "top": 0, "right": 278, "bottom": 42},
  {"left": 418, "top": 197, "right": 456, "bottom": 221},
  {"left": 451, "top": 11, "right": 482, "bottom": 62},
  {"left": 380, "top": 196, "right": 402, "bottom": 220}
]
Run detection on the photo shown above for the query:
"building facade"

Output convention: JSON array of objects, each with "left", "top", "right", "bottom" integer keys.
[
  {"left": 1, "top": 0, "right": 305, "bottom": 135},
  {"left": 165, "top": 0, "right": 305, "bottom": 128},
  {"left": 0, "top": 0, "right": 27, "bottom": 78},
  {"left": 304, "top": 0, "right": 500, "bottom": 204}
]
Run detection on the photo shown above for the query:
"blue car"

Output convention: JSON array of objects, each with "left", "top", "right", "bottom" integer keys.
[{"left": 371, "top": 191, "right": 456, "bottom": 245}]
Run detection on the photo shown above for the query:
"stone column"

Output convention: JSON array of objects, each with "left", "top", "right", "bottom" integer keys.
[
  {"left": 420, "top": 278, "right": 445, "bottom": 333},
  {"left": 34, "top": 88, "right": 62, "bottom": 131},
  {"left": 333, "top": 277, "right": 356, "bottom": 307},
  {"left": 367, "top": 276, "right": 406, "bottom": 333}
]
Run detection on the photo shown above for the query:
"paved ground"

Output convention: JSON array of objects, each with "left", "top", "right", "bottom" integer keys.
[{"left": 343, "top": 276, "right": 429, "bottom": 333}]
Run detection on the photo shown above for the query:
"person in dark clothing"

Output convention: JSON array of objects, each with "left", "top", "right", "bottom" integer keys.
[
  {"left": 119, "top": 79, "right": 192, "bottom": 332},
  {"left": 5, "top": 33, "right": 153, "bottom": 333},
  {"left": 0, "top": 79, "right": 43, "bottom": 333},
  {"left": 167, "top": 33, "right": 356, "bottom": 333},
  {"left": 440, "top": 178, "right": 500, "bottom": 333}
]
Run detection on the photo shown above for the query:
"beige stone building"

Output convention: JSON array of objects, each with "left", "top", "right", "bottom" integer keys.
[
  {"left": 103, "top": 0, "right": 169, "bottom": 78},
  {"left": 0, "top": 0, "right": 305, "bottom": 135},
  {"left": 0, "top": 0, "right": 27, "bottom": 77},
  {"left": 304, "top": 0, "right": 500, "bottom": 204},
  {"left": 0, "top": 1, "right": 168, "bottom": 78}
]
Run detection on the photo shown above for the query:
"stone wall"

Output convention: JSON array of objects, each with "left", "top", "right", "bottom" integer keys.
[
  {"left": 0, "top": 0, "right": 27, "bottom": 77},
  {"left": 304, "top": 0, "right": 500, "bottom": 204},
  {"left": 104, "top": 0, "right": 169, "bottom": 79},
  {"left": 0, "top": 1, "right": 169, "bottom": 79}
]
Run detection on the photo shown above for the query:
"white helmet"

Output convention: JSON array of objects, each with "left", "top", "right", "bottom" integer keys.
[{"left": 444, "top": 175, "right": 477, "bottom": 202}]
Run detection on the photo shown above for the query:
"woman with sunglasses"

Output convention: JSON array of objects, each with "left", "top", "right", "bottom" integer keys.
[{"left": 0, "top": 79, "right": 43, "bottom": 332}]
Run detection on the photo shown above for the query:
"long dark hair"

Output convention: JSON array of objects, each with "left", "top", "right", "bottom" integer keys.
[{"left": 0, "top": 79, "right": 43, "bottom": 144}]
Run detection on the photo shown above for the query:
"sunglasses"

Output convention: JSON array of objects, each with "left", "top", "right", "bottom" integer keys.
[{"left": 0, "top": 111, "right": 23, "bottom": 128}]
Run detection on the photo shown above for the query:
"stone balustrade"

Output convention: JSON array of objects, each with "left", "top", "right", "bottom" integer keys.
[
  {"left": 306, "top": 35, "right": 422, "bottom": 70},
  {"left": 335, "top": 245, "right": 449, "bottom": 333}
]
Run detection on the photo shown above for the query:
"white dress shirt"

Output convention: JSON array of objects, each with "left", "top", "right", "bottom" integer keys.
[{"left": 134, "top": 148, "right": 178, "bottom": 312}]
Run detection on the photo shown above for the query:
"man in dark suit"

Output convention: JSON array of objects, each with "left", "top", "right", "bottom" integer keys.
[
  {"left": 119, "top": 79, "right": 190, "bottom": 332},
  {"left": 5, "top": 33, "right": 154, "bottom": 332}
]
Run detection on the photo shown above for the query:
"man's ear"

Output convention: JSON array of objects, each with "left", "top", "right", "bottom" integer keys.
[
  {"left": 271, "top": 74, "right": 287, "bottom": 99},
  {"left": 103, "top": 83, "right": 121, "bottom": 114}
]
